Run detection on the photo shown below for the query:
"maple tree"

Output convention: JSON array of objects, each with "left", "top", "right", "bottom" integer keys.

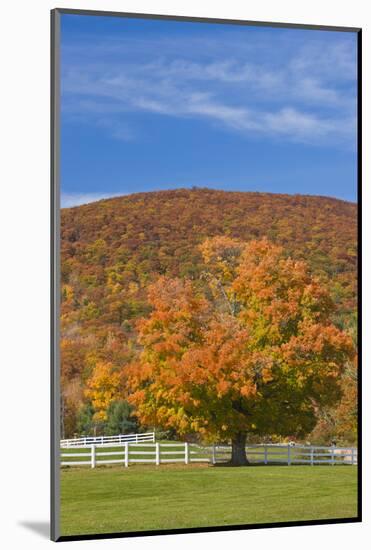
[{"left": 127, "top": 238, "right": 354, "bottom": 465}]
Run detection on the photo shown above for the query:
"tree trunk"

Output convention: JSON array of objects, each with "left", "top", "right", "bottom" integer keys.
[{"left": 230, "top": 431, "right": 249, "bottom": 465}]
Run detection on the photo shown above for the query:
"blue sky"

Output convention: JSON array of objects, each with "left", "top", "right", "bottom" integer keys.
[{"left": 60, "top": 14, "right": 358, "bottom": 206}]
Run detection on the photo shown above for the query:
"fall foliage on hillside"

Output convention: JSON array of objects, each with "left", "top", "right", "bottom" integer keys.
[{"left": 60, "top": 189, "right": 357, "bottom": 445}]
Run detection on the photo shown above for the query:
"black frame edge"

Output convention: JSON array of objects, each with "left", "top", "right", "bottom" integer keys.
[
  {"left": 356, "top": 27, "right": 362, "bottom": 523},
  {"left": 56, "top": 517, "right": 361, "bottom": 543}
]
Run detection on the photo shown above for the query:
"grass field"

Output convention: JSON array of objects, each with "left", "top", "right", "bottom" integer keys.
[{"left": 60, "top": 464, "right": 358, "bottom": 536}]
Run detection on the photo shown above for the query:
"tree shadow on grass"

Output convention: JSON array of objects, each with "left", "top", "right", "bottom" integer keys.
[{"left": 213, "top": 462, "right": 299, "bottom": 468}]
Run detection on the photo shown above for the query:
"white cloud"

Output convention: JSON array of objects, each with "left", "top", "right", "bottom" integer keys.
[
  {"left": 290, "top": 41, "right": 357, "bottom": 82},
  {"left": 184, "top": 99, "right": 355, "bottom": 144},
  {"left": 61, "top": 32, "right": 357, "bottom": 148},
  {"left": 61, "top": 192, "right": 125, "bottom": 208}
]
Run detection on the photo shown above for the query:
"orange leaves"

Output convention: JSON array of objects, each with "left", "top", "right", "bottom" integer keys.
[
  {"left": 128, "top": 236, "right": 355, "bottom": 443},
  {"left": 233, "top": 239, "right": 341, "bottom": 349},
  {"left": 138, "top": 277, "right": 209, "bottom": 355},
  {"left": 281, "top": 321, "right": 354, "bottom": 365},
  {"left": 240, "top": 383, "right": 256, "bottom": 398},
  {"left": 147, "top": 276, "right": 207, "bottom": 316},
  {"left": 129, "top": 271, "right": 260, "bottom": 438}
]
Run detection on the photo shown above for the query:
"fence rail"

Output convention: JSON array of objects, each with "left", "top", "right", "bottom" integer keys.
[
  {"left": 60, "top": 432, "right": 155, "bottom": 448},
  {"left": 60, "top": 442, "right": 357, "bottom": 468},
  {"left": 213, "top": 444, "right": 357, "bottom": 466}
]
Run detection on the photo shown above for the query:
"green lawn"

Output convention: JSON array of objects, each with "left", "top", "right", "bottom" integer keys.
[{"left": 60, "top": 464, "right": 358, "bottom": 536}]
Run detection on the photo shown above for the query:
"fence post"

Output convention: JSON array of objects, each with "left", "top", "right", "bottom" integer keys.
[
  {"left": 91, "top": 444, "right": 96, "bottom": 469},
  {"left": 331, "top": 446, "right": 335, "bottom": 466},
  {"left": 124, "top": 442, "right": 129, "bottom": 467},
  {"left": 156, "top": 442, "right": 160, "bottom": 465},
  {"left": 136, "top": 433, "right": 138, "bottom": 444},
  {"left": 212, "top": 444, "right": 216, "bottom": 465},
  {"left": 310, "top": 447, "right": 314, "bottom": 466},
  {"left": 287, "top": 444, "right": 291, "bottom": 466},
  {"left": 264, "top": 445, "right": 268, "bottom": 465},
  {"left": 351, "top": 448, "right": 355, "bottom": 465},
  {"left": 185, "top": 442, "right": 189, "bottom": 464}
]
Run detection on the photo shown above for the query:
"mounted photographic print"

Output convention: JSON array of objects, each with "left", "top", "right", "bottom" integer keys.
[{"left": 51, "top": 8, "right": 361, "bottom": 542}]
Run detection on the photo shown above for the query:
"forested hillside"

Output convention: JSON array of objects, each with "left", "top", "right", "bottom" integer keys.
[{"left": 60, "top": 188, "right": 357, "bottom": 441}]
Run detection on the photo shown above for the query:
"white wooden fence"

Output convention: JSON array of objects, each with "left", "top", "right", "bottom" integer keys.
[
  {"left": 60, "top": 442, "right": 357, "bottom": 468},
  {"left": 213, "top": 444, "right": 358, "bottom": 466},
  {"left": 61, "top": 442, "right": 193, "bottom": 467},
  {"left": 60, "top": 431, "right": 155, "bottom": 448}
]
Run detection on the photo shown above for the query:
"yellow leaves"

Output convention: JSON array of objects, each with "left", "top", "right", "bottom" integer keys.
[
  {"left": 128, "top": 281, "right": 139, "bottom": 295},
  {"left": 93, "top": 410, "right": 107, "bottom": 422},
  {"left": 191, "top": 419, "right": 200, "bottom": 431},
  {"left": 199, "top": 236, "right": 244, "bottom": 283},
  {"left": 61, "top": 284, "right": 74, "bottom": 303},
  {"left": 85, "top": 238, "right": 107, "bottom": 264},
  {"left": 85, "top": 361, "right": 123, "bottom": 419},
  {"left": 261, "top": 367, "right": 274, "bottom": 383}
]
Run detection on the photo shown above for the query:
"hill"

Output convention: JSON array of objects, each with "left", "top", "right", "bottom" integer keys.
[{"left": 60, "top": 188, "right": 357, "bottom": 437}]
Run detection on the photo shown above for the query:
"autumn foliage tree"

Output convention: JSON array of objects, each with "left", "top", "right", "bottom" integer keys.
[
  {"left": 85, "top": 361, "right": 123, "bottom": 423},
  {"left": 127, "top": 238, "right": 354, "bottom": 465}
]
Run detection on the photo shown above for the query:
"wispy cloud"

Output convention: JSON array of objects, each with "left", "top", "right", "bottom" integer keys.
[
  {"left": 61, "top": 191, "right": 125, "bottom": 208},
  {"left": 61, "top": 28, "right": 356, "bottom": 147}
]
